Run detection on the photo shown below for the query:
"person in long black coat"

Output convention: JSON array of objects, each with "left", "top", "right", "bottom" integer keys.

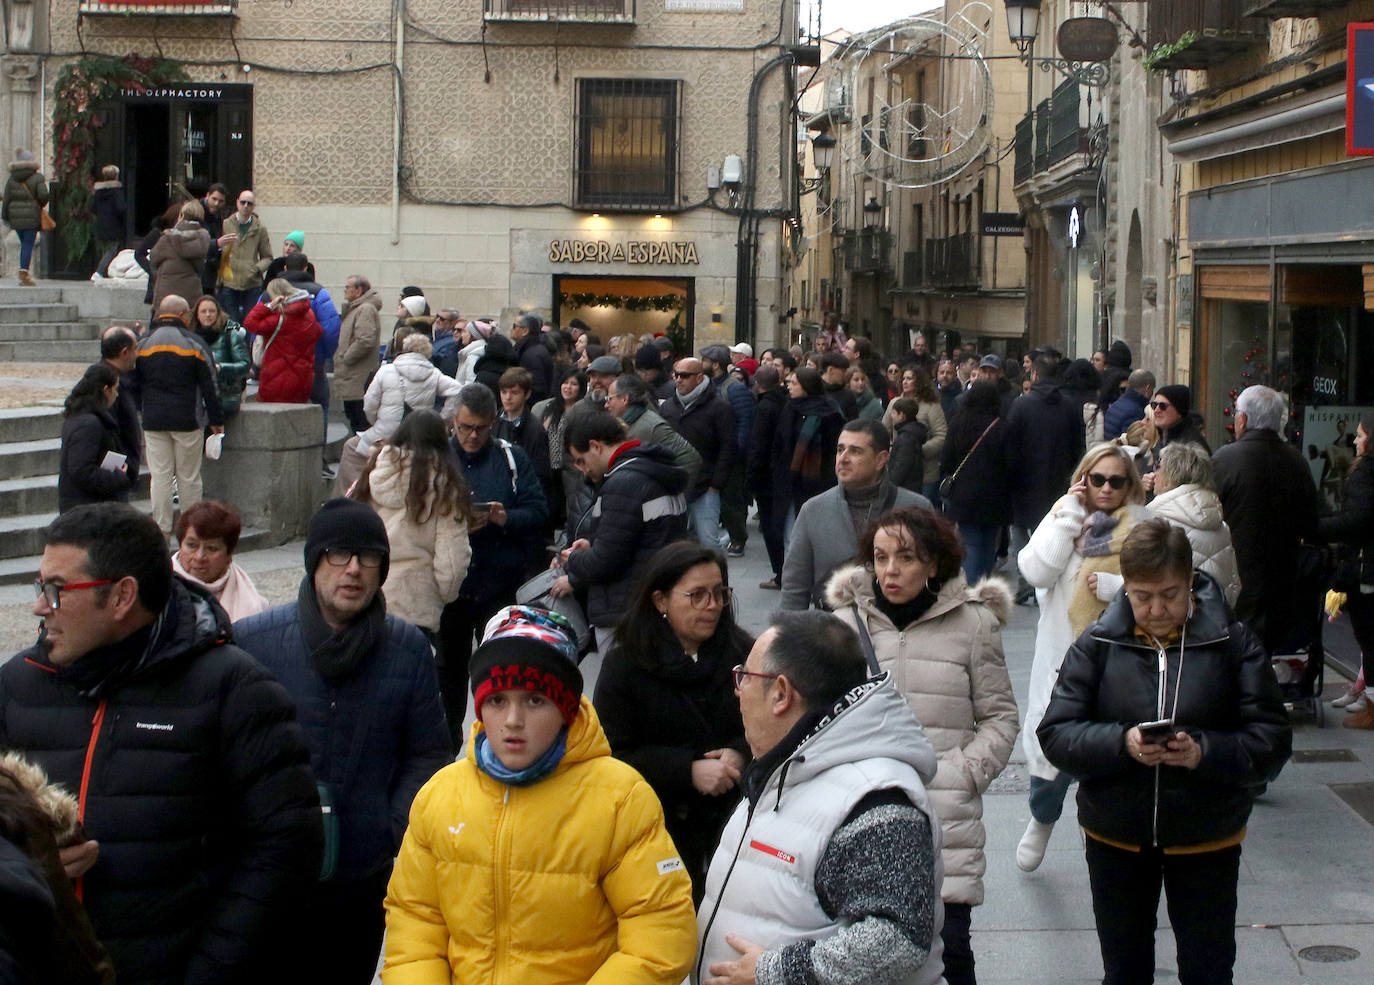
[
  {"left": 746, "top": 366, "right": 789, "bottom": 588},
  {"left": 593, "top": 542, "right": 752, "bottom": 900},
  {"left": 769, "top": 367, "right": 844, "bottom": 519},
  {"left": 940, "top": 380, "right": 1011, "bottom": 584},
  {"left": 57, "top": 363, "right": 135, "bottom": 512}
]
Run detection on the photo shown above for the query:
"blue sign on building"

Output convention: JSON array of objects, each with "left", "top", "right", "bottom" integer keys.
[{"left": 1347, "top": 23, "right": 1374, "bottom": 156}]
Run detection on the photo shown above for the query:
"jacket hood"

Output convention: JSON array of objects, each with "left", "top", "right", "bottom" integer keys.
[
  {"left": 8, "top": 161, "right": 36, "bottom": 177},
  {"left": 1149, "top": 483, "right": 1225, "bottom": 533},
  {"left": 465, "top": 695, "right": 611, "bottom": 776},
  {"left": 479, "top": 334, "right": 515, "bottom": 361},
  {"left": 92, "top": 179, "right": 122, "bottom": 190},
  {"left": 1029, "top": 380, "right": 1063, "bottom": 403},
  {"left": 283, "top": 290, "right": 312, "bottom": 311},
  {"left": 365, "top": 445, "right": 421, "bottom": 512},
  {"left": 0, "top": 751, "right": 80, "bottom": 842},
  {"left": 824, "top": 563, "right": 1012, "bottom": 626},
  {"left": 459, "top": 338, "right": 486, "bottom": 359},
  {"left": 762, "top": 675, "right": 937, "bottom": 799},
  {"left": 610, "top": 442, "right": 690, "bottom": 496},
  {"left": 790, "top": 392, "right": 843, "bottom": 417},
  {"left": 1091, "top": 568, "right": 1231, "bottom": 645},
  {"left": 169, "top": 219, "right": 205, "bottom": 234},
  {"left": 392, "top": 351, "right": 441, "bottom": 382}
]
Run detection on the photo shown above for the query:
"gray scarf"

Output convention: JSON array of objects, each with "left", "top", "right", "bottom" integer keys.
[{"left": 676, "top": 375, "right": 711, "bottom": 410}]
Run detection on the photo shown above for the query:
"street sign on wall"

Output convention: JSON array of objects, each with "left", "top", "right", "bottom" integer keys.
[{"left": 1347, "top": 23, "right": 1374, "bottom": 155}]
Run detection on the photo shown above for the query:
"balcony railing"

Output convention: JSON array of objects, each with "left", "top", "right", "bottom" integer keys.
[
  {"left": 1245, "top": 0, "right": 1344, "bottom": 16},
  {"left": 485, "top": 0, "right": 634, "bottom": 23},
  {"left": 78, "top": 0, "right": 236, "bottom": 13},
  {"left": 1146, "top": 0, "right": 1265, "bottom": 70},
  {"left": 919, "top": 232, "right": 980, "bottom": 289},
  {"left": 1013, "top": 114, "right": 1034, "bottom": 186},
  {"left": 1016, "top": 81, "right": 1090, "bottom": 186},
  {"left": 841, "top": 229, "right": 893, "bottom": 274},
  {"left": 1033, "top": 98, "right": 1051, "bottom": 173},
  {"left": 903, "top": 250, "right": 923, "bottom": 288}
]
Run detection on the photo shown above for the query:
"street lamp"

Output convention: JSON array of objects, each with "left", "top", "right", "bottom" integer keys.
[
  {"left": 1004, "top": 0, "right": 1039, "bottom": 56},
  {"left": 811, "top": 131, "right": 836, "bottom": 172},
  {"left": 863, "top": 196, "right": 882, "bottom": 229}
]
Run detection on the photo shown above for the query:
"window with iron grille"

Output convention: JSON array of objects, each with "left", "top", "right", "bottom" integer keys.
[{"left": 575, "top": 78, "right": 681, "bottom": 210}]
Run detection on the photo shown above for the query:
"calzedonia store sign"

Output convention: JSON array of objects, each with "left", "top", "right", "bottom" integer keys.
[{"left": 549, "top": 239, "right": 700, "bottom": 265}]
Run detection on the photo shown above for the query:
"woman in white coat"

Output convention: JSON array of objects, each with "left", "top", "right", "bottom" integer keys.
[
  {"left": 350, "top": 409, "right": 473, "bottom": 637},
  {"left": 454, "top": 318, "right": 493, "bottom": 386},
  {"left": 828, "top": 505, "right": 1018, "bottom": 985},
  {"left": 1137, "top": 442, "right": 1241, "bottom": 607},
  {"left": 1016, "top": 443, "right": 1152, "bottom": 872}
]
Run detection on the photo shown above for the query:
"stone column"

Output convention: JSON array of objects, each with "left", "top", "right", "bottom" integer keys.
[
  {"left": 0, "top": 52, "right": 39, "bottom": 278},
  {"left": 202, "top": 400, "right": 328, "bottom": 545}
]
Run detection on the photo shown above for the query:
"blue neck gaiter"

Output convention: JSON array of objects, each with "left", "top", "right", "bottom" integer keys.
[{"left": 474, "top": 728, "right": 569, "bottom": 786}]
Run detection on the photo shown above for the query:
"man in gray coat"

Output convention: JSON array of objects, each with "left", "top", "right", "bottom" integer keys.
[
  {"left": 605, "top": 373, "right": 702, "bottom": 490},
  {"left": 780, "top": 419, "right": 931, "bottom": 610}
]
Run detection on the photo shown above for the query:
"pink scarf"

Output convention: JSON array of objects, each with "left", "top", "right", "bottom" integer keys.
[{"left": 172, "top": 552, "right": 271, "bottom": 623}]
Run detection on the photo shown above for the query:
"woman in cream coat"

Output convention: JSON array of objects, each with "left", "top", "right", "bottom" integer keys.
[
  {"left": 1016, "top": 442, "right": 1153, "bottom": 873},
  {"left": 829, "top": 505, "right": 1017, "bottom": 985},
  {"left": 1139, "top": 442, "right": 1242, "bottom": 607}
]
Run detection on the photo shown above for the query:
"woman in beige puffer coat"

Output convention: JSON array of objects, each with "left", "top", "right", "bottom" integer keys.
[
  {"left": 827, "top": 505, "right": 1018, "bottom": 985},
  {"left": 350, "top": 409, "right": 472, "bottom": 635}
]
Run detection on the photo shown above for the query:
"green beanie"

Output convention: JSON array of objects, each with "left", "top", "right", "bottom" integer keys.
[{"left": 284, "top": 230, "right": 305, "bottom": 249}]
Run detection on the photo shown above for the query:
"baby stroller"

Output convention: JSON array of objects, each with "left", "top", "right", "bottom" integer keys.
[{"left": 1271, "top": 544, "right": 1328, "bottom": 725}]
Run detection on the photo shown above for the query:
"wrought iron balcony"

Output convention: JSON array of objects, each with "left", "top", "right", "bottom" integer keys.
[
  {"left": 1013, "top": 114, "right": 1034, "bottom": 186},
  {"left": 1244, "top": 0, "right": 1345, "bottom": 17},
  {"left": 1016, "top": 81, "right": 1090, "bottom": 186},
  {"left": 1146, "top": 0, "right": 1265, "bottom": 71},
  {"left": 841, "top": 228, "right": 893, "bottom": 274},
  {"left": 485, "top": 0, "right": 634, "bottom": 24},
  {"left": 918, "top": 232, "right": 980, "bottom": 289}
]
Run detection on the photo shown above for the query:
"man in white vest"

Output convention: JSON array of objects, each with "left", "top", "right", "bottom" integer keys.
[{"left": 695, "top": 611, "right": 946, "bottom": 985}]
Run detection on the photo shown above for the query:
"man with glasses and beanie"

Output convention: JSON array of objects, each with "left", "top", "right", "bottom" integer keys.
[
  {"left": 215, "top": 189, "right": 274, "bottom": 323},
  {"left": 234, "top": 497, "right": 449, "bottom": 985},
  {"left": 439, "top": 383, "right": 549, "bottom": 743},
  {"left": 0, "top": 503, "right": 323, "bottom": 985}
]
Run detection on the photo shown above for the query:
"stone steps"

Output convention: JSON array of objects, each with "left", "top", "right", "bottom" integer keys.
[
  {"left": 0, "top": 499, "right": 154, "bottom": 561},
  {"left": 0, "top": 406, "right": 63, "bottom": 444},
  {"left": 0, "top": 472, "right": 152, "bottom": 517},
  {"left": 0, "top": 303, "right": 82, "bottom": 322},
  {"left": 0, "top": 339, "right": 104, "bottom": 362},
  {"left": 0, "top": 524, "right": 274, "bottom": 586},
  {"left": 0, "top": 437, "right": 61, "bottom": 479},
  {"left": 0, "top": 322, "right": 104, "bottom": 342},
  {"left": 0, "top": 287, "right": 64, "bottom": 304}
]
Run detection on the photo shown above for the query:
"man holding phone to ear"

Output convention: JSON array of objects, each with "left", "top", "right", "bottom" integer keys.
[{"left": 1038, "top": 519, "right": 1290, "bottom": 985}]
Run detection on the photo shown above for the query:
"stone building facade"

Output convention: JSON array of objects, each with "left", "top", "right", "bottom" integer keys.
[{"left": 6, "top": 0, "right": 797, "bottom": 349}]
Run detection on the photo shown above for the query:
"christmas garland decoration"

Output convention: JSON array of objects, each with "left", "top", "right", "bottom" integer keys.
[
  {"left": 560, "top": 291, "right": 683, "bottom": 312},
  {"left": 52, "top": 53, "right": 189, "bottom": 264}
]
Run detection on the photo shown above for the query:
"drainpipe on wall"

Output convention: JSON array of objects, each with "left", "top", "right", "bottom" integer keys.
[{"left": 392, "top": 0, "right": 404, "bottom": 246}]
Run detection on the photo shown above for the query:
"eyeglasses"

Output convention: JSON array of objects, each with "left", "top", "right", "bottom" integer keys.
[
  {"left": 323, "top": 548, "right": 385, "bottom": 568},
  {"left": 237, "top": 199, "right": 254, "bottom": 206},
  {"left": 1149, "top": 401, "right": 1173, "bottom": 412},
  {"left": 455, "top": 422, "right": 493, "bottom": 437},
  {"left": 732, "top": 664, "right": 780, "bottom": 689},
  {"left": 35, "top": 578, "right": 112, "bottom": 610},
  {"left": 677, "top": 586, "right": 734, "bottom": 610},
  {"left": 1088, "top": 472, "right": 1128, "bottom": 489}
]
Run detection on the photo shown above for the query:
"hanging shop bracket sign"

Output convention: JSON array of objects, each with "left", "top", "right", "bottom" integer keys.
[{"left": 550, "top": 239, "right": 700, "bottom": 265}]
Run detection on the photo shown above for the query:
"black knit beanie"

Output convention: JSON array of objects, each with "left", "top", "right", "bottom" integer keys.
[
  {"left": 1155, "top": 384, "right": 1192, "bottom": 418},
  {"left": 304, "top": 499, "right": 390, "bottom": 584},
  {"left": 1106, "top": 340, "right": 1132, "bottom": 371},
  {"left": 635, "top": 342, "right": 661, "bottom": 370}
]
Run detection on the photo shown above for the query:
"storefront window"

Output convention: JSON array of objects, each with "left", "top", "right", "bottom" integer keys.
[{"left": 1202, "top": 298, "right": 1268, "bottom": 445}]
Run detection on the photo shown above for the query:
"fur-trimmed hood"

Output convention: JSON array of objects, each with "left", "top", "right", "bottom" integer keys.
[
  {"left": 92, "top": 179, "right": 122, "bottom": 191},
  {"left": 824, "top": 562, "right": 1012, "bottom": 626},
  {"left": 0, "top": 751, "right": 80, "bottom": 842}
]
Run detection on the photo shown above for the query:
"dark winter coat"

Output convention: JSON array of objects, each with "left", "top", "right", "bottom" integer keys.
[
  {"left": 515, "top": 333, "right": 555, "bottom": 404},
  {"left": 198, "top": 199, "right": 224, "bottom": 294},
  {"left": 714, "top": 373, "right": 755, "bottom": 456},
  {"left": 1103, "top": 387, "right": 1148, "bottom": 440},
  {"left": 1, "top": 161, "right": 47, "bottom": 231},
  {"left": 243, "top": 296, "right": 322, "bottom": 403},
  {"left": 107, "top": 370, "right": 142, "bottom": 483},
  {"left": 770, "top": 393, "right": 844, "bottom": 512},
  {"left": 194, "top": 322, "right": 252, "bottom": 415},
  {"left": 659, "top": 384, "right": 737, "bottom": 497},
  {"left": 1038, "top": 572, "right": 1291, "bottom": 849},
  {"left": 1318, "top": 454, "right": 1374, "bottom": 587},
  {"left": 497, "top": 410, "right": 555, "bottom": 525},
  {"left": 131, "top": 316, "right": 225, "bottom": 432},
  {"left": 232, "top": 605, "right": 450, "bottom": 882},
  {"left": 1002, "top": 380, "right": 1086, "bottom": 529},
  {"left": 1158, "top": 414, "right": 1211, "bottom": 455},
  {"left": 823, "top": 380, "right": 859, "bottom": 421},
  {"left": 887, "top": 418, "right": 930, "bottom": 493},
  {"left": 593, "top": 626, "right": 752, "bottom": 885},
  {"left": 0, "top": 579, "right": 323, "bottom": 985},
  {"left": 940, "top": 397, "right": 1011, "bottom": 529},
  {"left": 92, "top": 181, "right": 127, "bottom": 242},
  {"left": 745, "top": 386, "right": 787, "bottom": 497},
  {"left": 148, "top": 221, "right": 211, "bottom": 307},
  {"left": 1214, "top": 428, "right": 1320, "bottom": 639},
  {"left": 58, "top": 407, "right": 135, "bottom": 512},
  {"left": 566, "top": 442, "right": 690, "bottom": 627},
  {"left": 430, "top": 330, "right": 459, "bottom": 378},
  {"left": 473, "top": 334, "right": 518, "bottom": 399},
  {"left": 450, "top": 436, "right": 549, "bottom": 603}
]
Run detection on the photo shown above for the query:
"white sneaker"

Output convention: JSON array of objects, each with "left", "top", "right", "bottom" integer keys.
[
  {"left": 1333, "top": 687, "right": 1366, "bottom": 709},
  {"left": 1016, "top": 820, "right": 1054, "bottom": 872},
  {"left": 1344, "top": 694, "right": 1369, "bottom": 714}
]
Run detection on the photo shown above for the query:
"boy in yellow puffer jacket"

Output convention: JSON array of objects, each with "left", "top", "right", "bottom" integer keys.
[{"left": 383, "top": 606, "right": 697, "bottom": 985}]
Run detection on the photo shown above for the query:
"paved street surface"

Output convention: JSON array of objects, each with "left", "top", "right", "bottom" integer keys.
[{"left": 3, "top": 520, "right": 1373, "bottom": 983}]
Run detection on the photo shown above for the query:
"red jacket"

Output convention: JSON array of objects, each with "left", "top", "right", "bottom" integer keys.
[{"left": 244, "top": 296, "right": 322, "bottom": 403}]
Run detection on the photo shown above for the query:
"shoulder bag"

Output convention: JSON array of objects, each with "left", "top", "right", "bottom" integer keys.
[
  {"left": 850, "top": 604, "right": 883, "bottom": 676},
  {"left": 938, "top": 418, "right": 997, "bottom": 504},
  {"left": 249, "top": 310, "right": 286, "bottom": 373}
]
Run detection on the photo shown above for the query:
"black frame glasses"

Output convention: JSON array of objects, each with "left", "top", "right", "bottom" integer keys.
[
  {"left": 1087, "top": 472, "right": 1128, "bottom": 490},
  {"left": 322, "top": 549, "right": 385, "bottom": 569}
]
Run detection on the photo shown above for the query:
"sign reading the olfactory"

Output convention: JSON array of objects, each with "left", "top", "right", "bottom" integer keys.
[{"left": 549, "top": 240, "right": 700, "bottom": 265}]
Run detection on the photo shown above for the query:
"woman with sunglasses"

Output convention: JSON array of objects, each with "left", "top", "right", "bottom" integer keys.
[
  {"left": 593, "top": 541, "right": 753, "bottom": 901},
  {"left": 827, "top": 506, "right": 1018, "bottom": 985},
  {"left": 1015, "top": 443, "right": 1151, "bottom": 872}
]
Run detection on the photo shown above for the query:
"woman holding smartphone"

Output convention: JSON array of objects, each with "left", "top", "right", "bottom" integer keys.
[
  {"left": 1038, "top": 519, "right": 1290, "bottom": 985},
  {"left": 1015, "top": 443, "right": 1152, "bottom": 871}
]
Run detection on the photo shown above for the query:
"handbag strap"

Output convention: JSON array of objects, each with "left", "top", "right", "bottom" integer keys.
[
  {"left": 949, "top": 418, "right": 998, "bottom": 482},
  {"left": 850, "top": 604, "right": 882, "bottom": 676},
  {"left": 260, "top": 311, "right": 286, "bottom": 355}
]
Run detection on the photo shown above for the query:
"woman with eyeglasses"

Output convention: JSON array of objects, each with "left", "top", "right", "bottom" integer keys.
[
  {"left": 172, "top": 500, "right": 269, "bottom": 622},
  {"left": 828, "top": 506, "right": 1017, "bottom": 985},
  {"left": 1015, "top": 443, "right": 1152, "bottom": 873},
  {"left": 350, "top": 410, "right": 474, "bottom": 641},
  {"left": 593, "top": 541, "right": 753, "bottom": 901}
]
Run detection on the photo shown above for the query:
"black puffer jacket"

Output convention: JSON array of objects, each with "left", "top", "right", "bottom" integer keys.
[
  {"left": 939, "top": 386, "right": 1011, "bottom": 528},
  {"left": 131, "top": 316, "right": 225, "bottom": 432},
  {"left": 660, "top": 383, "right": 736, "bottom": 496},
  {"left": 58, "top": 408, "right": 136, "bottom": 512},
  {"left": 515, "top": 333, "right": 555, "bottom": 404},
  {"left": 0, "top": 579, "right": 323, "bottom": 985},
  {"left": 566, "top": 442, "right": 690, "bottom": 626},
  {"left": 886, "top": 418, "right": 929, "bottom": 493},
  {"left": 745, "top": 385, "right": 786, "bottom": 496},
  {"left": 1002, "top": 380, "right": 1086, "bottom": 529},
  {"left": 1318, "top": 454, "right": 1374, "bottom": 586},
  {"left": 1038, "top": 573, "right": 1291, "bottom": 849}
]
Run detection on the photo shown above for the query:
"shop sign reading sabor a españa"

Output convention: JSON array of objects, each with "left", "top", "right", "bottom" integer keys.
[{"left": 549, "top": 239, "right": 700, "bottom": 265}]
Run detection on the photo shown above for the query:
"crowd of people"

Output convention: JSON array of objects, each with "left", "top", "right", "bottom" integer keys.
[{"left": 10, "top": 192, "right": 1374, "bottom": 985}]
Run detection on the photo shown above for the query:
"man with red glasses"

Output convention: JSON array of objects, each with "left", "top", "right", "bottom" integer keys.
[{"left": 0, "top": 502, "right": 322, "bottom": 985}]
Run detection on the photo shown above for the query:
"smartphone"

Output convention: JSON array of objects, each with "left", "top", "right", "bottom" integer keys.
[
  {"left": 1137, "top": 718, "right": 1175, "bottom": 745},
  {"left": 470, "top": 502, "right": 493, "bottom": 518}
]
